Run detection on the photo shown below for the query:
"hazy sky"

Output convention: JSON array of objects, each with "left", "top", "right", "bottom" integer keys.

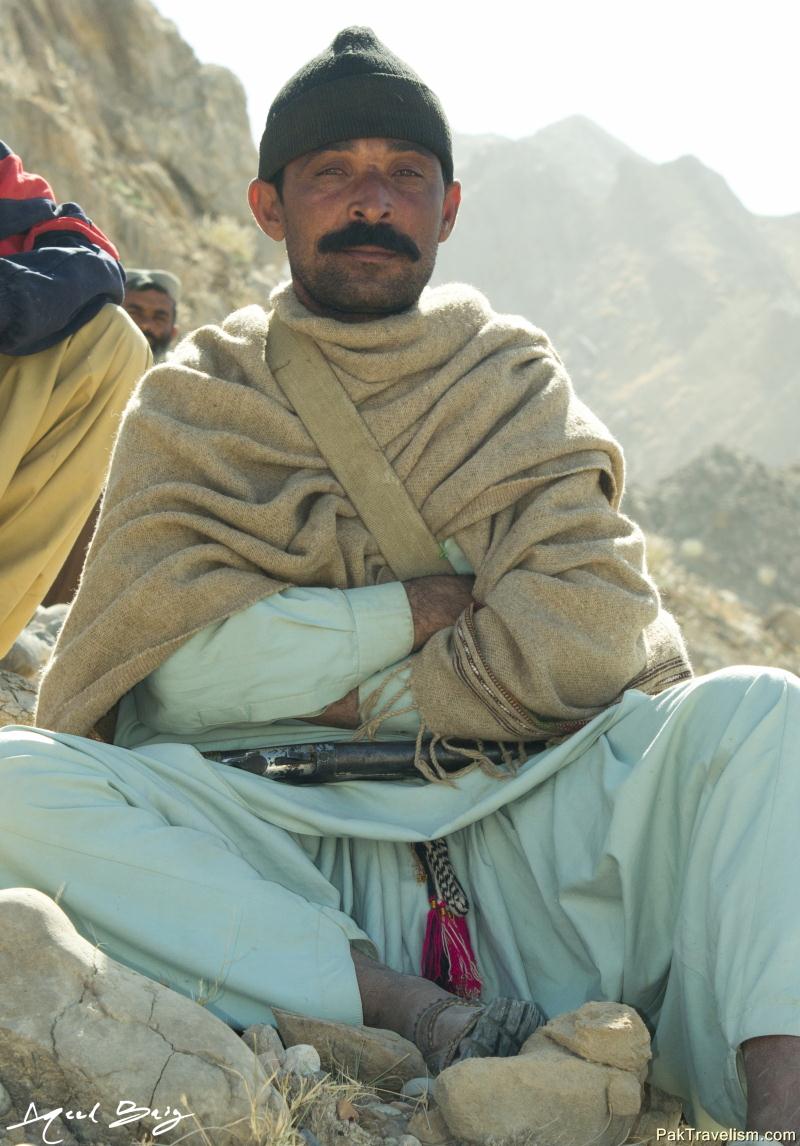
[{"left": 153, "top": 0, "right": 798, "bottom": 217}]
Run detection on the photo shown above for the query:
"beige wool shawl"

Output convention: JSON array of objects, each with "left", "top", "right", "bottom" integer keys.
[{"left": 36, "top": 282, "right": 691, "bottom": 741}]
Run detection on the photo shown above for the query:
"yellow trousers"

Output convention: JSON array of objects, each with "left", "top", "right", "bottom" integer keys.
[{"left": 0, "top": 305, "right": 150, "bottom": 655}]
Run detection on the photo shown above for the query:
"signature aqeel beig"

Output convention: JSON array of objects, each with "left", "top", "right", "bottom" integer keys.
[{"left": 5, "top": 1098, "right": 195, "bottom": 1143}]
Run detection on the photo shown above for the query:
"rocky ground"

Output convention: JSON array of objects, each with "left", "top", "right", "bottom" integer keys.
[
  {"left": 0, "top": 890, "right": 680, "bottom": 1146},
  {"left": 627, "top": 446, "right": 800, "bottom": 617},
  {"left": 645, "top": 533, "right": 800, "bottom": 677}
]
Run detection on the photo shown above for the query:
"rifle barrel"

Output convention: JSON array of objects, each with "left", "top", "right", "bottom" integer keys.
[{"left": 206, "top": 739, "right": 530, "bottom": 784}]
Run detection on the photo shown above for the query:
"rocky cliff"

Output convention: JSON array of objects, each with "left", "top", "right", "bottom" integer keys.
[{"left": 0, "top": 0, "right": 283, "bottom": 328}]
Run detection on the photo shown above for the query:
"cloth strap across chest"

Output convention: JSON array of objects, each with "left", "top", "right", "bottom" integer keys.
[{"left": 266, "top": 315, "right": 453, "bottom": 579}]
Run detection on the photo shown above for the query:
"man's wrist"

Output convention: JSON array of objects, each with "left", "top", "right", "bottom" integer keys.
[
  {"left": 403, "top": 574, "right": 476, "bottom": 650},
  {"left": 304, "top": 687, "right": 360, "bottom": 728}
]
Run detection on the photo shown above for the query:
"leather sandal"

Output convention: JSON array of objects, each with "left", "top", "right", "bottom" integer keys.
[{"left": 413, "top": 995, "right": 547, "bottom": 1075}]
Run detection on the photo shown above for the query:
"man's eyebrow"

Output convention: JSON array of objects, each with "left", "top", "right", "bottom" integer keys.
[
  {"left": 126, "top": 303, "right": 172, "bottom": 319},
  {"left": 386, "top": 140, "right": 436, "bottom": 159}
]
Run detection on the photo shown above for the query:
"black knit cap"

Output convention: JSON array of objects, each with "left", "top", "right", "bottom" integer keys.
[{"left": 258, "top": 27, "right": 453, "bottom": 185}]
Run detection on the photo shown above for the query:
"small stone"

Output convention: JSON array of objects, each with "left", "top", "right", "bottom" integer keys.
[
  {"left": 401, "top": 1076, "right": 433, "bottom": 1100},
  {"left": 336, "top": 1097, "right": 359, "bottom": 1122},
  {"left": 242, "top": 1021, "right": 285, "bottom": 1062},
  {"left": 540, "top": 1001, "right": 651, "bottom": 1077},
  {"left": 357, "top": 1102, "right": 410, "bottom": 1137},
  {"left": 366, "top": 1103, "right": 407, "bottom": 1118},
  {"left": 406, "top": 1108, "right": 453, "bottom": 1146},
  {"left": 257, "top": 1050, "right": 281, "bottom": 1075},
  {"left": 389, "top": 1100, "right": 415, "bottom": 1113},
  {"left": 398, "top": 1137, "right": 423, "bottom": 1146},
  {"left": 0, "top": 1081, "right": 11, "bottom": 1117},
  {"left": 282, "top": 1043, "right": 321, "bottom": 1076}
]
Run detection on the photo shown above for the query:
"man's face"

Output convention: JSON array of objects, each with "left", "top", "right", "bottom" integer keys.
[
  {"left": 249, "top": 138, "right": 461, "bottom": 320},
  {"left": 123, "top": 288, "right": 177, "bottom": 357}
]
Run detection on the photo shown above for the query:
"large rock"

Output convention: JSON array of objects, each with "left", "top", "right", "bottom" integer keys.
[
  {"left": 0, "top": 888, "right": 284, "bottom": 1143},
  {"left": 0, "top": 668, "right": 36, "bottom": 727},
  {"left": 541, "top": 1000, "right": 651, "bottom": 1077},
  {"left": 273, "top": 1008, "right": 427, "bottom": 1094},
  {"left": 434, "top": 1027, "right": 643, "bottom": 1146}
]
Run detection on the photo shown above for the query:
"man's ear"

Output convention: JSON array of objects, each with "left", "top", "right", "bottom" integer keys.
[
  {"left": 438, "top": 180, "right": 462, "bottom": 243},
  {"left": 248, "top": 179, "right": 285, "bottom": 241}
]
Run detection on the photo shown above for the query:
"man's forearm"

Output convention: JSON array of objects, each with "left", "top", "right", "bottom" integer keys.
[
  {"left": 137, "top": 583, "right": 413, "bottom": 736},
  {"left": 403, "top": 574, "right": 477, "bottom": 649},
  {"left": 302, "top": 574, "right": 477, "bottom": 728}
]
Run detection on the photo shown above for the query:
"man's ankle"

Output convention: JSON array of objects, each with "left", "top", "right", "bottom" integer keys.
[{"left": 742, "top": 1034, "right": 800, "bottom": 1134}]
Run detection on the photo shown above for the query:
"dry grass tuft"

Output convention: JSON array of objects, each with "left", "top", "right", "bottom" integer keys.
[{"left": 131, "top": 1058, "right": 413, "bottom": 1145}]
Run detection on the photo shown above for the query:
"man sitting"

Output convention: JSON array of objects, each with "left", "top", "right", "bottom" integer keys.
[{"left": 1, "top": 30, "right": 798, "bottom": 1137}]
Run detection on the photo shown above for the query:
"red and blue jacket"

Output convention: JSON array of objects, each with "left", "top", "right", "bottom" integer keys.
[{"left": 0, "top": 141, "right": 125, "bottom": 356}]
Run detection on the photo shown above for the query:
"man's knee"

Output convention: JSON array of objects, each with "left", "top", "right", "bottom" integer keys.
[
  {"left": 673, "top": 665, "right": 798, "bottom": 790},
  {"left": 77, "top": 303, "right": 151, "bottom": 399},
  {"left": 690, "top": 663, "right": 797, "bottom": 709},
  {"left": 0, "top": 728, "right": 106, "bottom": 822}
]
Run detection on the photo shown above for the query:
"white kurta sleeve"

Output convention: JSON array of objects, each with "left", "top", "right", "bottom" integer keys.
[{"left": 131, "top": 583, "right": 413, "bottom": 735}]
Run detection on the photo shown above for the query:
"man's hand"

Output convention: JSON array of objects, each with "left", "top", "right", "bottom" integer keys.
[
  {"left": 302, "top": 575, "right": 476, "bottom": 729},
  {"left": 403, "top": 574, "right": 476, "bottom": 650},
  {"left": 303, "top": 687, "right": 360, "bottom": 728}
]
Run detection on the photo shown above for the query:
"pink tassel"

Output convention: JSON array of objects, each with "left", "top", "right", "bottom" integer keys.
[
  {"left": 443, "top": 912, "right": 483, "bottom": 999},
  {"left": 421, "top": 899, "right": 482, "bottom": 1000},
  {"left": 421, "top": 899, "right": 446, "bottom": 985}
]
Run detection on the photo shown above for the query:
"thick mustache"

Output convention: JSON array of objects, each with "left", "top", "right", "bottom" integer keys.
[{"left": 317, "top": 222, "right": 420, "bottom": 261}]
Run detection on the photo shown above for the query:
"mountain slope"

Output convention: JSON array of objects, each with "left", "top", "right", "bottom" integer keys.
[{"left": 439, "top": 121, "right": 800, "bottom": 483}]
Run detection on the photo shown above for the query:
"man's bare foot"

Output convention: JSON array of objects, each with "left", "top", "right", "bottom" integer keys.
[{"left": 743, "top": 1035, "right": 800, "bottom": 1134}]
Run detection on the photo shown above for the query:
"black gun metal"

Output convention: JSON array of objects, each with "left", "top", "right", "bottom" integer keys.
[{"left": 204, "top": 739, "right": 529, "bottom": 783}]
